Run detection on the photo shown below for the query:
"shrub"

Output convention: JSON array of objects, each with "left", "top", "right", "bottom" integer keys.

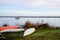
[
  {"left": 24, "top": 21, "right": 33, "bottom": 28},
  {"left": 40, "top": 23, "right": 50, "bottom": 28},
  {"left": 3, "top": 24, "right": 9, "bottom": 27},
  {"left": 24, "top": 21, "right": 51, "bottom": 29}
]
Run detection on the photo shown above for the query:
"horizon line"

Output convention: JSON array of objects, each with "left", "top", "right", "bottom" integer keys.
[{"left": 0, "top": 16, "right": 60, "bottom": 18}]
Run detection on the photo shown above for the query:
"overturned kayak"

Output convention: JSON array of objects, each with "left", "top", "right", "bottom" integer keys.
[
  {"left": 23, "top": 28, "right": 35, "bottom": 36},
  {"left": 0, "top": 26, "right": 19, "bottom": 31},
  {"left": 0, "top": 29, "right": 24, "bottom": 33}
]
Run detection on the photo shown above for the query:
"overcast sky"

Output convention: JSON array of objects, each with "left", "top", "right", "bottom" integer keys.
[{"left": 0, "top": 0, "right": 60, "bottom": 16}]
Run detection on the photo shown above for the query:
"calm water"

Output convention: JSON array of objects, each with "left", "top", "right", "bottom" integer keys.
[{"left": 0, "top": 18, "right": 60, "bottom": 27}]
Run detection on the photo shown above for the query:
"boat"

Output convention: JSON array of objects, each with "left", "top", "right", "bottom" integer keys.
[
  {"left": 23, "top": 28, "right": 35, "bottom": 36},
  {"left": 0, "top": 26, "right": 19, "bottom": 31},
  {"left": 0, "top": 29, "right": 24, "bottom": 33}
]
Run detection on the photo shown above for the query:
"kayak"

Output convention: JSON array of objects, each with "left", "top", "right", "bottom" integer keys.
[
  {"left": 0, "top": 26, "right": 19, "bottom": 31},
  {"left": 0, "top": 29, "right": 24, "bottom": 33},
  {"left": 23, "top": 28, "right": 35, "bottom": 36}
]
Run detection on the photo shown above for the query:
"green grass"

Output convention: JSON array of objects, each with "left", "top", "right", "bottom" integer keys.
[{"left": 2, "top": 28, "right": 60, "bottom": 40}]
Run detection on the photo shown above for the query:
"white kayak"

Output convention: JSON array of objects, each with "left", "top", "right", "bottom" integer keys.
[
  {"left": 0, "top": 29, "right": 24, "bottom": 33},
  {"left": 23, "top": 28, "right": 35, "bottom": 36}
]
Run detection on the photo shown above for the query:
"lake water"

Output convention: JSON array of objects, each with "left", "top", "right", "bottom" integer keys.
[{"left": 0, "top": 18, "right": 60, "bottom": 27}]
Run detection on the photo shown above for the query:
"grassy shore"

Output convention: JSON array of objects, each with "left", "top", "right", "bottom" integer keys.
[{"left": 2, "top": 28, "right": 60, "bottom": 40}]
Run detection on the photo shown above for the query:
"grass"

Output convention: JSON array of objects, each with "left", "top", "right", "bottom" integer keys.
[{"left": 2, "top": 28, "right": 60, "bottom": 40}]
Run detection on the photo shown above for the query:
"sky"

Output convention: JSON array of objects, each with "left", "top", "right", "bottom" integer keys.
[{"left": 0, "top": 0, "right": 60, "bottom": 16}]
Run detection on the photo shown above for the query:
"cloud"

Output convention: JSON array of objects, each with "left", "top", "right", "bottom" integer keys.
[
  {"left": 0, "top": 0, "right": 60, "bottom": 7},
  {"left": 0, "top": 0, "right": 60, "bottom": 16},
  {"left": 0, "top": 10, "right": 60, "bottom": 16}
]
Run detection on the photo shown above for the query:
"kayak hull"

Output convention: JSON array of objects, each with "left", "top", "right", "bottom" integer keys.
[
  {"left": 0, "top": 29, "right": 24, "bottom": 33},
  {"left": 0, "top": 26, "right": 19, "bottom": 31},
  {"left": 23, "top": 28, "right": 35, "bottom": 36}
]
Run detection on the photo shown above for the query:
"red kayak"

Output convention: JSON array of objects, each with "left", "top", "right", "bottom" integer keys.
[{"left": 0, "top": 26, "right": 19, "bottom": 31}]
